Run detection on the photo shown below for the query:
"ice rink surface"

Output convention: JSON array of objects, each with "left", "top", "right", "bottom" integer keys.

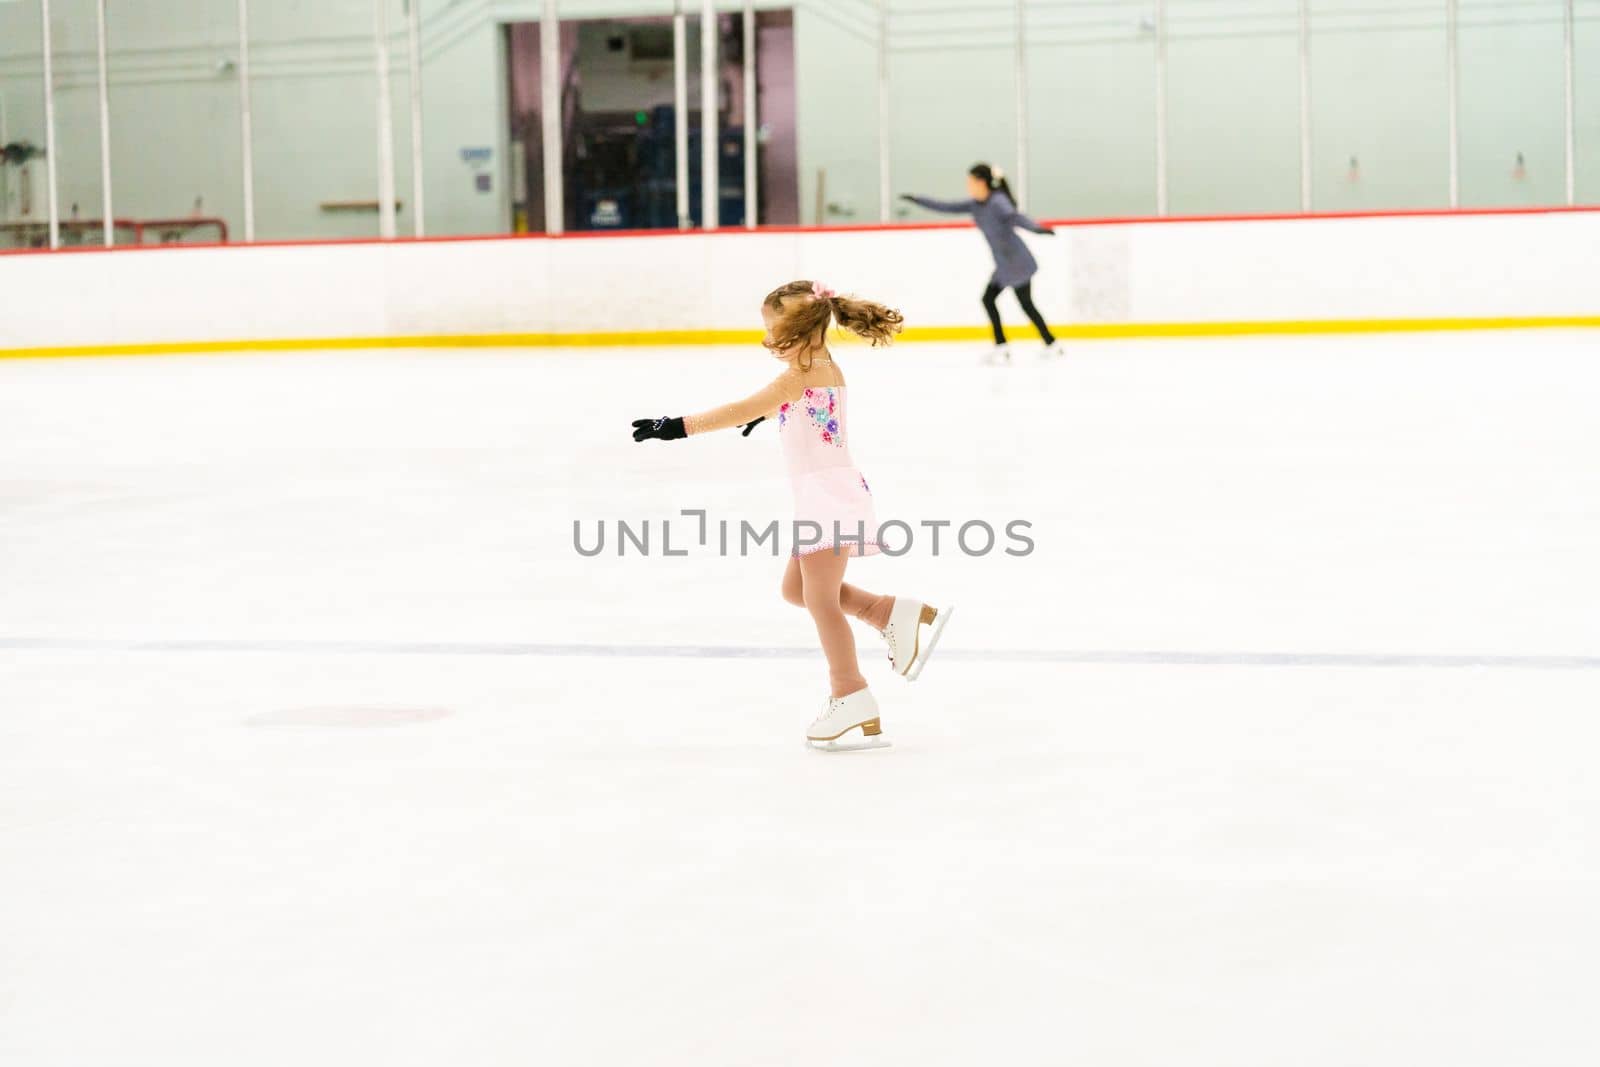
[{"left": 2, "top": 333, "right": 1598, "bottom": 1065}]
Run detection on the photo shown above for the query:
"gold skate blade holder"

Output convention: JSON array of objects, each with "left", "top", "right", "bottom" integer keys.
[{"left": 807, "top": 718, "right": 891, "bottom": 751}]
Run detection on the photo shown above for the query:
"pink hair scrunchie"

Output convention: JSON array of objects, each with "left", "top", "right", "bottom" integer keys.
[{"left": 811, "top": 281, "right": 837, "bottom": 301}]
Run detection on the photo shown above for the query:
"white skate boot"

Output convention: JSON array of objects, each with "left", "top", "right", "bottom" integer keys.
[
  {"left": 806, "top": 689, "right": 890, "bottom": 751},
  {"left": 980, "top": 344, "right": 1011, "bottom": 366},
  {"left": 1041, "top": 340, "right": 1063, "bottom": 358},
  {"left": 882, "top": 599, "right": 953, "bottom": 681}
]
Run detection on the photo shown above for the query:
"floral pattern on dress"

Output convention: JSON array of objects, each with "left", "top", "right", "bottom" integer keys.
[{"left": 791, "top": 386, "right": 842, "bottom": 447}]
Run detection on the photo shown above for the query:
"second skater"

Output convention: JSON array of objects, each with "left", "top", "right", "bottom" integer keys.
[{"left": 902, "top": 163, "right": 1061, "bottom": 364}]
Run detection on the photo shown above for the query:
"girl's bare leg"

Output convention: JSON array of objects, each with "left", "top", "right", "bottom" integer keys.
[
  {"left": 781, "top": 556, "right": 894, "bottom": 632},
  {"left": 797, "top": 550, "right": 870, "bottom": 698}
]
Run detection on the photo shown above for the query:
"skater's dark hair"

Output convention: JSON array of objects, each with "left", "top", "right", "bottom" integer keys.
[
  {"left": 763, "top": 280, "right": 904, "bottom": 364},
  {"left": 969, "top": 162, "right": 1014, "bottom": 204}
]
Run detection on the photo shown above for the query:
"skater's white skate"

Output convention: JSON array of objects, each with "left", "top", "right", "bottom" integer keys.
[
  {"left": 1041, "top": 340, "right": 1063, "bottom": 358},
  {"left": 882, "top": 599, "right": 953, "bottom": 681},
  {"left": 980, "top": 344, "right": 1011, "bottom": 366},
  {"left": 806, "top": 689, "right": 890, "bottom": 751}
]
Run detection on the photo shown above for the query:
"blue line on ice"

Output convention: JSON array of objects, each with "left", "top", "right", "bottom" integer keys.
[{"left": 0, "top": 638, "right": 1596, "bottom": 670}]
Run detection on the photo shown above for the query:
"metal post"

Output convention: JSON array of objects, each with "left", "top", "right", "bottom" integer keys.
[
  {"left": 39, "top": 0, "right": 60, "bottom": 249},
  {"left": 877, "top": 0, "right": 890, "bottom": 222},
  {"left": 743, "top": 0, "right": 757, "bottom": 228},
  {"left": 1446, "top": 0, "right": 1459, "bottom": 208},
  {"left": 406, "top": 0, "right": 425, "bottom": 236},
  {"left": 1154, "top": 0, "right": 1168, "bottom": 216},
  {"left": 237, "top": 0, "right": 255, "bottom": 241},
  {"left": 94, "top": 0, "right": 112, "bottom": 245},
  {"left": 1014, "top": 0, "right": 1027, "bottom": 208},
  {"left": 1298, "top": 0, "right": 1311, "bottom": 212},
  {"left": 1564, "top": 0, "right": 1575, "bottom": 206},
  {"left": 541, "top": 0, "right": 563, "bottom": 234},
  {"left": 374, "top": 0, "right": 398, "bottom": 238},
  {"left": 673, "top": 2, "right": 689, "bottom": 229},
  {"left": 701, "top": 0, "right": 718, "bottom": 230}
]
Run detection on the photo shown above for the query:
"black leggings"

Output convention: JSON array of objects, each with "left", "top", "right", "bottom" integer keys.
[{"left": 982, "top": 281, "right": 1055, "bottom": 346}]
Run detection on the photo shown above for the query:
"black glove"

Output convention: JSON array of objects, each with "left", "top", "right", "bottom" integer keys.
[
  {"left": 899, "top": 194, "right": 916, "bottom": 203},
  {"left": 740, "top": 416, "right": 766, "bottom": 437},
  {"left": 632, "top": 416, "right": 686, "bottom": 442}
]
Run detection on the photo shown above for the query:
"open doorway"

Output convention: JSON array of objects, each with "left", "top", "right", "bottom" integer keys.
[{"left": 505, "top": 10, "right": 796, "bottom": 232}]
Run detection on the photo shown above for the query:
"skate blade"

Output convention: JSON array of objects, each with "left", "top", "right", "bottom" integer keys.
[
  {"left": 807, "top": 734, "right": 892, "bottom": 752},
  {"left": 906, "top": 603, "right": 954, "bottom": 682}
]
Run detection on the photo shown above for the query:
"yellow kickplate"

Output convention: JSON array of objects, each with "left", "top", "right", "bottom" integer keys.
[{"left": 5, "top": 316, "right": 1599, "bottom": 360}]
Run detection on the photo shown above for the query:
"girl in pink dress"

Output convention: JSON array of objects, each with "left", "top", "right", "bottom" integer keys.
[{"left": 632, "top": 280, "right": 953, "bottom": 749}]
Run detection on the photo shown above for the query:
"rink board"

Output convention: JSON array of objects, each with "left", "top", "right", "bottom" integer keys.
[{"left": 2, "top": 208, "right": 1598, "bottom": 356}]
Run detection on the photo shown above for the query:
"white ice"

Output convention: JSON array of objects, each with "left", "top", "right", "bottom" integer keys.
[{"left": 2, "top": 333, "right": 1598, "bottom": 1066}]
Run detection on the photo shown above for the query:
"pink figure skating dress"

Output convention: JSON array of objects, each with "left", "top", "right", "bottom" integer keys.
[
  {"left": 683, "top": 356, "right": 878, "bottom": 557},
  {"left": 776, "top": 382, "right": 878, "bottom": 556}
]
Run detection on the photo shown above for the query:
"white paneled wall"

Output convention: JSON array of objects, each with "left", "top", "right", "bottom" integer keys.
[
  {"left": 2, "top": 209, "right": 1597, "bottom": 353},
  {"left": 0, "top": 1, "right": 1597, "bottom": 242}
]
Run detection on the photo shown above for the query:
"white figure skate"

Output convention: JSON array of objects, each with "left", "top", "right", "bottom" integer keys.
[
  {"left": 882, "top": 599, "right": 953, "bottom": 681},
  {"left": 1041, "top": 340, "right": 1063, "bottom": 358},
  {"left": 980, "top": 344, "right": 1012, "bottom": 366},
  {"left": 806, "top": 689, "right": 890, "bottom": 751}
]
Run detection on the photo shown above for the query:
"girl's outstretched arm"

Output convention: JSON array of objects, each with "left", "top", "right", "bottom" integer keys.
[
  {"left": 631, "top": 369, "right": 803, "bottom": 442},
  {"left": 685, "top": 369, "right": 804, "bottom": 435},
  {"left": 992, "top": 192, "right": 1054, "bottom": 235},
  {"left": 901, "top": 193, "right": 976, "bottom": 215}
]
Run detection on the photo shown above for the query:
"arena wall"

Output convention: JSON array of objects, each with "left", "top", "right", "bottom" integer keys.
[{"left": 3, "top": 208, "right": 1598, "bottom": 357}]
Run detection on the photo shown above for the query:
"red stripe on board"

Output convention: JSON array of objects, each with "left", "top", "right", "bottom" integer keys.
[{"left": 3, "top": 204, "right": 1597, "bottom": 258}]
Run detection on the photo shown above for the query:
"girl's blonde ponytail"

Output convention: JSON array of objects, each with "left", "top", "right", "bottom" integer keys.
[
  {"left": 763, "top": 280, "right": 904, "bottom": 353},
  {"left": 830, "top": 294, "right": 904, "bottom": 347}
]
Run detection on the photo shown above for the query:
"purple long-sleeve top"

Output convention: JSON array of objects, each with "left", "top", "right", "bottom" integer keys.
[{"left": 906, "top": 191, "right": 1052, "bottom": 288}]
